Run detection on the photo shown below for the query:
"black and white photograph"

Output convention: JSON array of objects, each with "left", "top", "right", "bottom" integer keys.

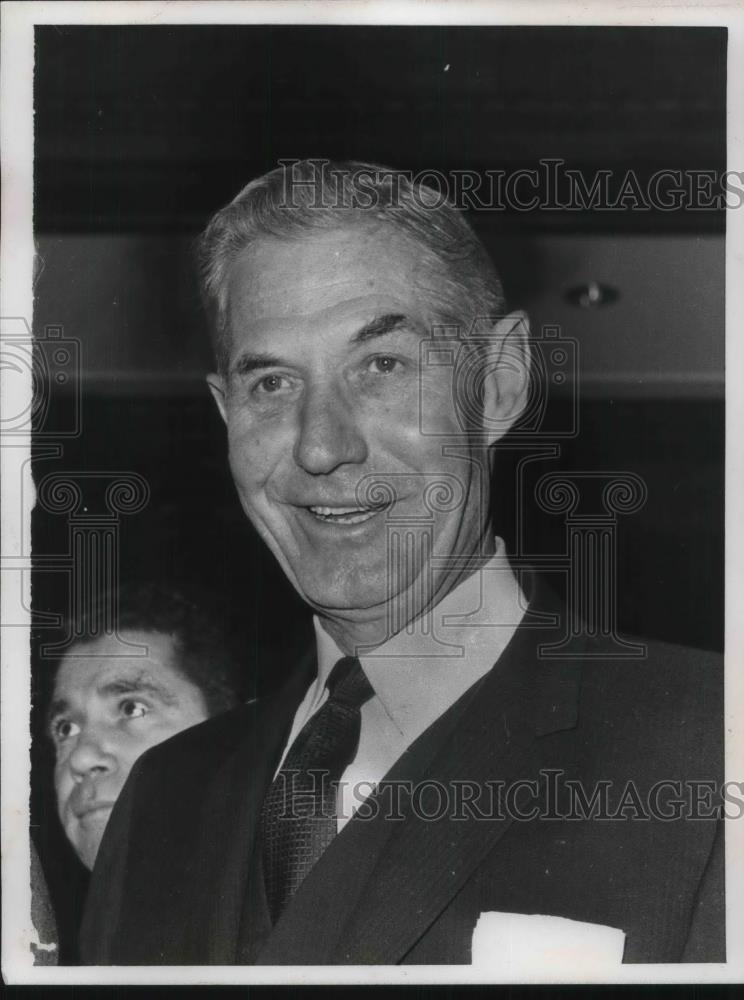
[{"left": 1, "top": 0, "right": 742, "bottom": 986}]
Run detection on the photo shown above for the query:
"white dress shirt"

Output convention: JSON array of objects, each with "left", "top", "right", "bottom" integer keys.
[{"left": 276, "top": 538, "right": 526, "bottom": 830}]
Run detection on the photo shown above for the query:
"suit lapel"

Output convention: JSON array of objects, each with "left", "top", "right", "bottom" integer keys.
[
  {"left": 336, "top": 620, "right": 581, "bottom": 964},
  {"left": 185, "top": 649, "right": 316, "bottom": 963},
  {"left": 256, "top": 579, "right": 582, "bottom": 965},
  {"left": 253, "top": 651, "right": 480, "bottom": 964}
]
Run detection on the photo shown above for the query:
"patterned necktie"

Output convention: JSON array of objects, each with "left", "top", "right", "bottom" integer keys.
[{"left": 260, "top": 655, "right": 374, "bottom": 923}]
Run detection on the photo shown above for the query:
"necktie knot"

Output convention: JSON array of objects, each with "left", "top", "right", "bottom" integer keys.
[{"left": 326, "top": 655, "right": 374, "bottom": 709}]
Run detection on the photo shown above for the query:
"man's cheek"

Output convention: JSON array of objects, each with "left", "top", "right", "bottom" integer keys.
[
  {"left": 56, "top": 792, "right": 69, "bottom": 824},
  {"left": 229, "top": 421, "right": 285, "bottom": 474},
  {"left": 234, "top": 473, "right": 274, "bottom": 518},
  {"left": 53, "top": 768, "right": 68, "bottom": 813},
  {"left": 228, "top": 437, "right": 267, "bottom": 491}
]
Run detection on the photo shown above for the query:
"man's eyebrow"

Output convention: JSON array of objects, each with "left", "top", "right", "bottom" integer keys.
[
  {"left": 46, "top": 674, "right": 178, "bottom": 733},
  {"left": 98, "top": 674, "right": 178, "bottom": 705},
  {"left": 230, "top": 314, "right": 415, "bottom": 375},
  {"left": 232, "top": 353, "right": 286, "bottom": 377},
  {"left": 351, "top": 313, "right": 413, "bottom": 345}
]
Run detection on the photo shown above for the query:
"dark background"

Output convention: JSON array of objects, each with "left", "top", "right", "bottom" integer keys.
[{"left": 30, "top": 25, "right": 725, "bottom": 961}]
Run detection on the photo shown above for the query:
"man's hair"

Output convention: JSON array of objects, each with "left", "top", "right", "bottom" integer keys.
[
  {"left": 63, "top": 582, "right": 242, "bottom": 716},
  {"left": 196, "top": 159, "right": 506, "bottom": 374}
]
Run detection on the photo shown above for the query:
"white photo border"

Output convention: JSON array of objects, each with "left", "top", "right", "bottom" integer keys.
[{"left": 2, "top": 0, "right": 742, "bottom": 986}]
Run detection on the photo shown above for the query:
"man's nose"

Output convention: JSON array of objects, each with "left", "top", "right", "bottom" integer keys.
[
  {"left": 67, "top": 728, "right": 117, "bottom": 781},
  {"left": 294, "top": 382, "right": 368, "bottom": 475}
]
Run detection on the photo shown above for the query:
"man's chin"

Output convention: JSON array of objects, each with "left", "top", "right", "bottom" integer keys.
[
  {"left": 72, "top": 836, "right": 103, "bottom": 871},
  {"left": 68, "top": 808, "right": 112, "bottom": 870},
  {"left": 297, "top": 579, "right": 391, "bottom": 616},
  {"left": 294, "top": 567, "right": 423, "bottom": 621}
]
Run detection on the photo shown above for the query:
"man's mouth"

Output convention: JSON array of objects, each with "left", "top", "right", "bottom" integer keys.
[
  {"left": 306, "top": 504, "right": 385, "bottom": 525},
  {"left": 73, "top": 799, "right": 115, "bottom": 821}
]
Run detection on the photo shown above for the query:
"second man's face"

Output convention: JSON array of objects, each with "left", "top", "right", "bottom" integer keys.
[
  {"left": 208, "top": 225, "right": 495, "bottom": 629},
  {"left": 51, "top": 631, "right": 209, "bottom": 869}
]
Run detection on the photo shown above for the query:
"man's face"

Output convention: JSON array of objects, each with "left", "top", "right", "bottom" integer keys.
[
  {"left": 51, "top": 630, "right": 209, "bottom": 869},
  {"left": 208, "top": 225, "right": 521, "bottom": 629}
]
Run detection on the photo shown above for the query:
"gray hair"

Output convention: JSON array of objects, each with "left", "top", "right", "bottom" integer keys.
[{"left": 196, "top": 159, "right": 505, "bottom": 373}]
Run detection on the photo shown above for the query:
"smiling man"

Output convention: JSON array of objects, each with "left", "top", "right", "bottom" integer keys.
[
  {"left": 204, "top": 221, "right": 527, "bottom": 649},
  {"left": 81, "top": 161, "right": 723, "bottom": 967}
]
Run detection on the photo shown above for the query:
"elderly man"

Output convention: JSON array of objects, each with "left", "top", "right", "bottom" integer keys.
[
  {"left": 81, "top": 162, "right": 723, "bottom": 966},
  {"left": 50, "top": 583, "right": 240, "bottom": 871}
]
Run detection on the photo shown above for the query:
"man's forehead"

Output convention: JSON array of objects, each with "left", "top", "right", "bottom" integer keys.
[
  {"left": 54, "top": 659, "right": 156, "bottom": 698},
  {"left": 223, "top": 243, "right": 450, "bottom": 372},
  {"left": 227, "top": 225, "right": 431, "bottom": 315},
  {"left": 230, "top": 299, "right": 427, "bottom": 352},
  {"left": 53, "top": 632, "right": 177, "bottom": 698}
]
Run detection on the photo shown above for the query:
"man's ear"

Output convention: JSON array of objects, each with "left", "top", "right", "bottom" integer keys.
[
  {"left": 480, "top": 310, "right": 531, "bottom": 446},
  {"left": 206, "top": 373, "right": 228, "bottom": 425}
]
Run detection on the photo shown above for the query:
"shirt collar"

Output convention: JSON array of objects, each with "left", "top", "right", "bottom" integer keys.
[{"left": 313, "top": 537, "right": 526, "bottom": 744}]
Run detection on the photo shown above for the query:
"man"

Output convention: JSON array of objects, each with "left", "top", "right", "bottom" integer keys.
[
  {"left": 81, "top": 161, "right": 723, "bottom": 966},
  {"left": 50, "top": 583, "right": 241, "bottom": 870}
]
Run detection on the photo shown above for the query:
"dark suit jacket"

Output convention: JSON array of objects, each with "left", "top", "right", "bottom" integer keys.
[{"left": 80, "top": 580, "right": 724, "bottom": 965}]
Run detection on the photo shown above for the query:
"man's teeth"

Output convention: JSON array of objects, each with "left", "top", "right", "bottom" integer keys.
[{"left": 308, "top": 505, "right": 378, "bottom": 524}]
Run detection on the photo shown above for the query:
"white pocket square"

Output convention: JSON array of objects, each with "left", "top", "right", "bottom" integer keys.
[{"left": 471, "top": 912, "right": 626, "bottom": 972}]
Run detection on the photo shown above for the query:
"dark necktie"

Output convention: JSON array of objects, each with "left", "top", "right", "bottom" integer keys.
[{"left": 260, "top": 655, "right": 374, "bottom": 923}]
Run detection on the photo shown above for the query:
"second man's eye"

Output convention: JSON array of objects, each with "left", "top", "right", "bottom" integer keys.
[
  {"left": 51, "top": 718, "right": 80, "bottom": 744},
  {"left": 120, "top": 699, "right": 148, "bottom": 720}
]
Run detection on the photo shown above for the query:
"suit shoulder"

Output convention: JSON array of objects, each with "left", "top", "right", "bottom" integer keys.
[
  {"left": 580, "top": 636, "right": 722, "bottom": 707},
  {"left": 638, "top": 637, "right": 722, "bottom": 674},
  {"left": 130, "top": 700, "right": 258, "bottom": 788},
  {"left": 576, "top": 637, "right": 723, "bottom": 776}
]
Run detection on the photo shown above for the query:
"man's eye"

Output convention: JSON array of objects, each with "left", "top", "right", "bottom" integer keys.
[
  {"left": 51, "top": 718, "right": 80, "bottom": 743},
  {"left": 367, "top": 356, "right": 402, "bottom": 375},
  {"left": 120, "top": 699, "right": 148, "bottom": 720},
  {"left": 254, "top": 373, "right": 290, "bottom": 394}
]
